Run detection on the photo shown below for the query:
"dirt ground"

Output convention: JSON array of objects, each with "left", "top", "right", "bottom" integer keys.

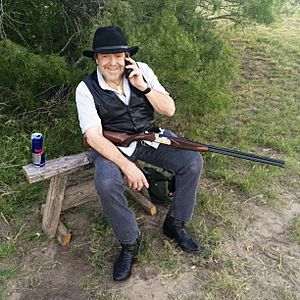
[
  {"left": 225, "top": 191, "right": 300, "bottom": 299},
  {"left": 3, "top": 200, "right": 207, "bottom": 300},
  {"left": 2, "top": 180, "right": 300, "bottom": 300}
]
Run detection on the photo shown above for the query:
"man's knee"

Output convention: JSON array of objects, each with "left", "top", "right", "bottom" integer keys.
[
  {"left": 185, "top": 152, "right": 203, "bottom": 176},
  {"left": 94, "top": 176, "right": 122, "bottom": 195},
  {"left": 93, "top": 164, "right": 124, "bottom": 196}
]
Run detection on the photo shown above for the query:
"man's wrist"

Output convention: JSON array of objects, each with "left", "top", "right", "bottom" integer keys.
[{"left": 140, "top": 86, "right": 151, "bottom": 95}]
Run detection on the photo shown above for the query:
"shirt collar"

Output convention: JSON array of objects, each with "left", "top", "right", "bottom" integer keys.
[{"left": 96, "top": 68, "right": 114, "bottom": 91}]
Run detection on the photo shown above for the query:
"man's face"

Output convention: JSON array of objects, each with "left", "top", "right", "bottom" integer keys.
[{"left": 95, "top": 52, "right": 126, "bottom": 82}]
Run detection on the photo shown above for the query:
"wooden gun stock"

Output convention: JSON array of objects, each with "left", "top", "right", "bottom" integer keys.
[{"left": 83, "top": 131, "right": 157, "bottom": 148}]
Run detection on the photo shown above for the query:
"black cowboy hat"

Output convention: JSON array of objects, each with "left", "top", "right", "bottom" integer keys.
[{"left": 82, "top": 26, "right": 139, "bottom": 58}]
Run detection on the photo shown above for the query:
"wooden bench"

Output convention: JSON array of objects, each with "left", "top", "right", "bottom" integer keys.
[{"left": 22, "top": 152, "right": 156, "bottom": 247}]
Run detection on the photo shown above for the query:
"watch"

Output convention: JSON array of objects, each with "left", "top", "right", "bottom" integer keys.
[{"left": 140, "top": 86, "right": 151, "bottom": 95}]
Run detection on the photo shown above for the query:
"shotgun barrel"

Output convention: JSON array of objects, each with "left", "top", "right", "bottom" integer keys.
[
  {"left": 206, "top": 144, "right": 284, "bottom": 167},
  {"left": 160, "top": 135, "right": 285, "bottom": 168}
]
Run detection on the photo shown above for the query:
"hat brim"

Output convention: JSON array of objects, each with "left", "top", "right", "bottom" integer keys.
[{"left": 83, "top": 46, "right": 139, "bottom": 58}]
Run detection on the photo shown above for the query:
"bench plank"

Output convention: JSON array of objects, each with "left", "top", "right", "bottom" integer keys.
[
  {"left": 22, "top": 152, "right": 91, "bottom": 184},
  {"left": 63, "top": 179, "right": 98, "bottom": 211}
]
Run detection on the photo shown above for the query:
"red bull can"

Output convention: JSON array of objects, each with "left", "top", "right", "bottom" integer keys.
[{"left": 31, "top": 133, "right": 45, "bottom": 167}]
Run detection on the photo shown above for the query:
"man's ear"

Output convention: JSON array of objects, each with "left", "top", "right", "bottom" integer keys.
[{"left": 94, "top": 53, "right": 99, "bottom": 65}]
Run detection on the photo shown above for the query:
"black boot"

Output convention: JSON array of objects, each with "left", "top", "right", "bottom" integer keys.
[
  {"left": 163, "top": 215, "right": 201, "bottom": 253},
  {"left": 113, "top": 236, "right": 140, "bottom": 282}
]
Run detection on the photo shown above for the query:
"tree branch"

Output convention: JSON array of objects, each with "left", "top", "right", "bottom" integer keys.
[
  {"left": 207, "top": 14, "right": 237, "bottom": 21},
  {"left": 57, "top": 32, "right": 77, "bottom": 55},
  {"left": 0, "top": 0, "right": 6, "bottom": 39}
]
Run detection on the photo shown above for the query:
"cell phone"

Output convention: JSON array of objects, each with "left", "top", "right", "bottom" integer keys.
[{"left": 125, "top": 54, "right": 133, "bottom": 79}]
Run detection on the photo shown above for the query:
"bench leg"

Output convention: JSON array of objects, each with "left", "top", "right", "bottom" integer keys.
[
  {"left": 127, "top": 188, "right": 157, "bottom": 216},
  {"left": 42, "top": 175, "right": 68, "bottom": 238},
  {"left": 41, "top": 204, "right": 71, "bottom": 247}
]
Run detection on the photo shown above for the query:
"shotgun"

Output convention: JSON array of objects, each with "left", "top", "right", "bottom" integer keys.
[{"left": 83, "top": 130, "right": 285, "bottom": 168}]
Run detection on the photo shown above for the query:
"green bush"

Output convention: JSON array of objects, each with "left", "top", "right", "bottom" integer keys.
[
  {"left": 2, "top": 0, "right": 99, "bottom": 61},
  {"left": 0, "top": 39, "right": 70, "bottom": 116}
]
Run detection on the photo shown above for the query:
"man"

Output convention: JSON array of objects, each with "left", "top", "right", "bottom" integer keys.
[{"left": 76, "top": 26, "right": 203, "bottom": 282}]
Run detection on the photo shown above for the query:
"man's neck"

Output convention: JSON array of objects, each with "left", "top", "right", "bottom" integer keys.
[
  {"left": 106, "top": 77, "right": 123, "bottom": 86},
  {"left": 105, "top": 76, "right": 124, "bottom": 94}
]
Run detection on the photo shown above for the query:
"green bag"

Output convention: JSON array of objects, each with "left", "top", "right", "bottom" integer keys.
[{"left": 141, "top": 167, "right": 175, "bottom": 204}]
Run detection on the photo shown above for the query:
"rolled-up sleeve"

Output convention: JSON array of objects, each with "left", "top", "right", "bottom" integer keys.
[
  {"left": 137, "top": 62, "right": 169, "bottom": 95},
  {"left": 75, "top": 81, "right": 102, "bottom": 134}
]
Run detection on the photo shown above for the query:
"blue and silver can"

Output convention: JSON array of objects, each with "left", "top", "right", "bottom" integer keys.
[{"left": 31, "top": 133, "right": 45, "bottom": 167}]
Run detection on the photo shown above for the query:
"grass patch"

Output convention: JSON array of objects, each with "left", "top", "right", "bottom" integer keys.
[
  {"left": 274, "top": 283, "right": 298, "bottom": 300},
  {"left": 0, "top": 241, "right": 16, "bottom": 260},
  {"left": 203, "top": 269, "right": 248, "bottom": 300},
  {"left": 139, "top": 232, "right": 182, "bottom": 273},
  {"left": 0, "top": 266, "right": 21, "bottom": 283},
  {"left": 0, "top": 266, "right": 21, "bottom": 300}
]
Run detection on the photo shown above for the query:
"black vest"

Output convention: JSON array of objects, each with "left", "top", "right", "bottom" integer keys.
[{"left": 83, "top": 70, "right": 158, "bottom": 134}]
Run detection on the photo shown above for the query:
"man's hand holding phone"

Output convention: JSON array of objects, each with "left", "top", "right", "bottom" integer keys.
[{"left": 124, "top": 56, "right": 148, "bottom": 92}]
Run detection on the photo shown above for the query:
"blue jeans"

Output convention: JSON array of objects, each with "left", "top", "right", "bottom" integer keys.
[{"left": 90, "top": 130, "right": 203, "bottom": 244}]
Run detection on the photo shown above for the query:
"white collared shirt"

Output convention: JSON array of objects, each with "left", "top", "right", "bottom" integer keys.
[{"left": 75, "top": 62, "right": 169, "bottom": 156}]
